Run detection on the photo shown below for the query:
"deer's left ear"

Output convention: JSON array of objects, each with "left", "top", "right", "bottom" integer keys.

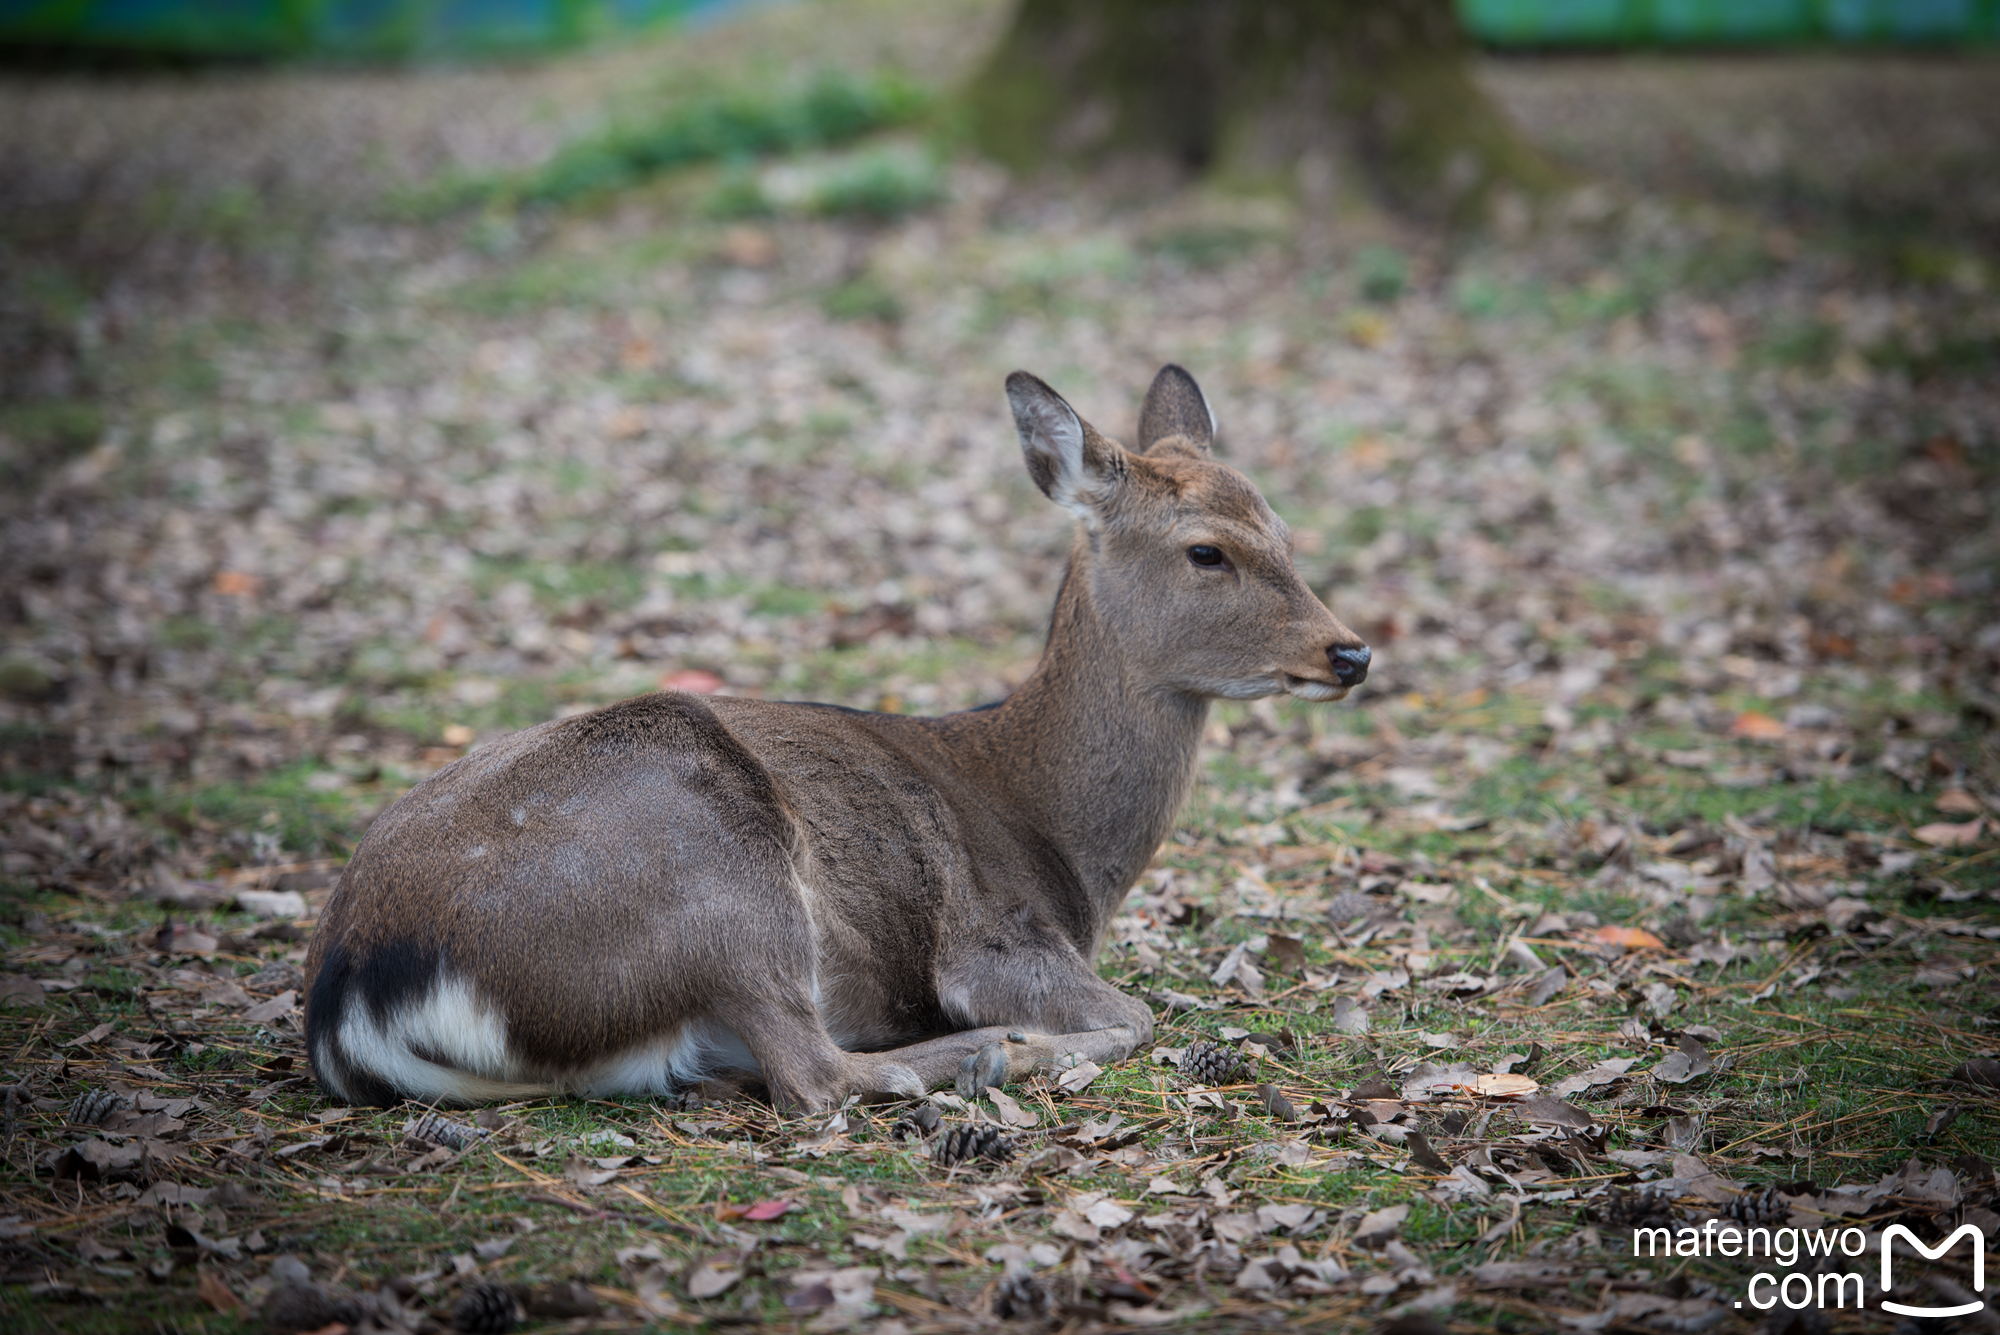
[{"left": 1136, "top": 364, "right": 1215, "bottom": 460}]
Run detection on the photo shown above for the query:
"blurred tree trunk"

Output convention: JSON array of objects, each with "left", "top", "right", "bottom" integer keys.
[{"left": 967, "top": 0, "right": 1558, "bottom": 219}]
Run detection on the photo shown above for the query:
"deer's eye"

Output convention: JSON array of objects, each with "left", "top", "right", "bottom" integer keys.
[{"left": 1188, "top": 545, "right": 1225, "bottom": 567}]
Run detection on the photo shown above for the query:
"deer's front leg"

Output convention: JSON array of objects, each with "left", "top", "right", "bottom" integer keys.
[
  {"left": 854, "top": 1017, "right": 1148, "bottom": 1099},
  {"left": 914, "top": 935, "right": 1156, "bottom": 1095}
]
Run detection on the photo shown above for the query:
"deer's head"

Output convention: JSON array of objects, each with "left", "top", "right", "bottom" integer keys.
[{"left": 1007, "top": 365, "right": 1371, "bottom": 703}]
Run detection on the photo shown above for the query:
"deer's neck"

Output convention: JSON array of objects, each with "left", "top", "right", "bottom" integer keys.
[{"left": 958, "top": 548, "right": 1208, "bottom": 931}]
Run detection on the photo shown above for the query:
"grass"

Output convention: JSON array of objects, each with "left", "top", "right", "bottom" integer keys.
[
  {"left": 0, "top": 401, "right": 104, "bottom": 494},
  {"left": 134, "top": 761, "right": 372, "bottom": 864},
  {"left": 1, "top": 801, "right": 1994, "bottom": 1326}
]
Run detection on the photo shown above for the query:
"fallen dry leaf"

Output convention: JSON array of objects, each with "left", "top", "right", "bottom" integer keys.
[
  {"left": 1949, "top": 1058, "right": 2000, "bottom": 1091},
  {"left": 685, "top": 1254, "right": 744, "bottom": 1299},
  {"left": 1551, "top": 1056, "right": 1640, "bottom": 1099},
  {"left": 1331, "top": 995, "right": 1370, "bottom": 1033},
  {"left": 1405, "top": 1130, "right": 1451, "bottom": 1173},
  {"left": 1652, "top": 1034, "right": 1715, "bottom": 1085},
  {"left": 1056, "top": 1060, "right": 1102, "bottom": 1094},
  {"left": 1210, "top": 942, "right": 1265, "bottom": 998},
  {"left": 984, "top": 1087, "right": 1037, "bottom": 1128},
  {"left": 241, "top": 990, "right": 298, "bottom": 1024},
  {"left": 1108, "top": 1301, "right": 1203, "bottom": 1326},
  {"left": 1587, "top": 925, "right": 1665, "bottom": 951},
  {"left": 0, "top": 977, "right": 45, "bottom": 1008},
  {"left": 1528, "top": 965, "right": 1568, "bottom": 1006},
  {"left": 157, "top": 925, "right": 219, "bottom": 958},
  {"left": 196, "top": 1268, "right": 242, "bottom": 1314},
  {"left": 1083, "top": 1196, "right": 1135, "bottom": 1230},
  {"left": 1434, "top": 1164, "right": 1492, "bottom": 1199},
  {"left": 1264, "top": 933, "right": 1306, "bottom": 974},
  {"left": 1912, "top": 817, "right": 1984, "bottom": 847},
  {"left": 1256, "top": 1083, "right": 1298, "bottom": 1122},
  {"left": 1351, "top": 1203, "right": 1409, "bottom": 1248},
  {"left": 1474, "top": 1073, "right": 1539, "bottom": 1098},
  {"left": 1672, "top": 1152, "right": 1739, "bottom": 1204},
  {"left": 1728, "top": 710, "right": 1787, "bottom": 740},
  {"left": 563, "top": 1156, "right": 619, "bottom": 1188},
  {"left": 1518, "top": 1093, "right": 1592, "bottom": 1127},
  {"left": 1051, "top": 1210, "right": 1099, "bottom": 1243},
  {"left": 1935, "top": 789, "right": 1984, "bottom": 816},
  {"left": 234, "top": 889, "right": 306, "bottom": 919},
  {"left": 716, "top": 1198, "right": 795, "bottom": 1222},
  {"left": 1922, "top": 1106, "right": 1961, "bottom": 1138}
]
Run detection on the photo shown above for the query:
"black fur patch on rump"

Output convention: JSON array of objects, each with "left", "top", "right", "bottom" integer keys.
[{"left": 305, "top": 936, "right": 445, "bottom": 1108}]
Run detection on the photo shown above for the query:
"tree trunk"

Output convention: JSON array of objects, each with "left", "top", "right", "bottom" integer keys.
[{"left": 967, "top": 0, "right": 1558, "bottom": 220}]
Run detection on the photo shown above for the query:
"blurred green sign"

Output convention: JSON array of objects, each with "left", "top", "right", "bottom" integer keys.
[
  {"left": 4, "top": 0, "right": 1993, "bottom": 60},
  {"left": 1459, "top": 0, "right": 2000, "bottom": 44},
  {"left": 0, "top": 0, "right": 717, "bottom": 58}
]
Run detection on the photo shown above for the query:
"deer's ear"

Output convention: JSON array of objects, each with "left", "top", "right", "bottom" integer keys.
[
  {"left": 1006, "top": 371, "right": 1123, "bottom": 524},
  {"left": 1136, "top": 363, "right": 1215, "bottom": 460}
]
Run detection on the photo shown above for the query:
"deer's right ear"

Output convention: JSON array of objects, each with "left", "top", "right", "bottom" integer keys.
[{"left": 1006, "top": 371, "right": 1122, "bottom": 525}]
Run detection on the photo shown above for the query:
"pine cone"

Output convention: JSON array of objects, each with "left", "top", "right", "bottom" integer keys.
[
  {"left": 1601, "top": 1184, "right": 1674, "bottom": 1228},
  {"left": 1181, "top": 1038, "right": 1245, "bottom": 1087},
  {"left": 451, "top": 1281, "right": 519, "bottom": 1335},
  {"left": 1328, "top": 890, "right": 1377, "bottom": 925},
  {"left": 405, "top": 1110, "right": 487, "bottom": 1151},
  {"left": 263, "top": 1282, "right": 365, "bottom": 1333},
  {"left": 524, "top": 1280, "right": 602, "bottom": 1320},
  {"left": 992, "top": 1271, "right": 1050, "bottom": 1320},
  {"left": 892, "top": 1104, "right": 941, "bottom": 1141},
  {"left": 1722, "top": 1185, "right": 1789, "bottom": 1227},
  {"left": 69, "top": 1089, "right": 128, "bottom": 1126},
  {"left": 933, "top": 1123, "right": 1016, "bottom": 1167}
]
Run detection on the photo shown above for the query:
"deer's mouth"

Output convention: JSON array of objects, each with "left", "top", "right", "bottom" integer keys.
[{"left": 1282, "top": 675, "right": 1349, "bottom": 702}]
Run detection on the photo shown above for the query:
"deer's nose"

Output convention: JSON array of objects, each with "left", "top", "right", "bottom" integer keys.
[{"left": 1328, "top": 644, "right": 1371, "bottom": 688}]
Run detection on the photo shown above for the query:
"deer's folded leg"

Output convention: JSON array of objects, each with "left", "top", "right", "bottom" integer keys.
[{"left": 848, "top": 1016, "right": 1153, "bottom": 1097}]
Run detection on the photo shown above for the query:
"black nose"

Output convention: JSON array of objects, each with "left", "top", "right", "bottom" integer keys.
[{"left": 1329, "top": 644, "right": 1371, "bottom": 687}]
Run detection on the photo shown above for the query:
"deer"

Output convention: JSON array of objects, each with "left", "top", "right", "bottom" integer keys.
[{"left": 303, "top": 365, "right": 1371, "bottom": 1111}]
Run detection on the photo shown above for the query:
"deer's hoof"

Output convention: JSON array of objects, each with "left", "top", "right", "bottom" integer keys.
[{"left": 955, "top": 1042, "right": 1010, "bottom": 1100}]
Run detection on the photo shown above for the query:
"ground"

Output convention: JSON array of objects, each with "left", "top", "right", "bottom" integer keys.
[{"left": 0, "top": 1, "right": 1997, "bottom": 1331}]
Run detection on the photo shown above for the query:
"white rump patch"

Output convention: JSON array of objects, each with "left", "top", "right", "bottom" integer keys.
[
  {"left": 326, "top": 971, "right": 759, "bottom": 1105},
  {"left": 332, "top": 973, "right": 537, "bottom": 1104},
  {"left": 566, "top": 1020, "right": 758, "bottom": 1098}
]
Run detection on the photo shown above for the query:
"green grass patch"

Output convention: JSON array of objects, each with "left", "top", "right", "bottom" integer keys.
[
  {"left": 128, "top": 759, "right": 369, "bottom": 863},
  {"left": 0, "top": 399, "right": 103, "bottom": 493},
  {"left": 436, "top": 68, "right": 931, "bottom": 212}
]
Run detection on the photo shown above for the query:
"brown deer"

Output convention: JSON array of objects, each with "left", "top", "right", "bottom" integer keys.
[{"left": 303, "top": 365, "right": 1370, "bottom": 1110}]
